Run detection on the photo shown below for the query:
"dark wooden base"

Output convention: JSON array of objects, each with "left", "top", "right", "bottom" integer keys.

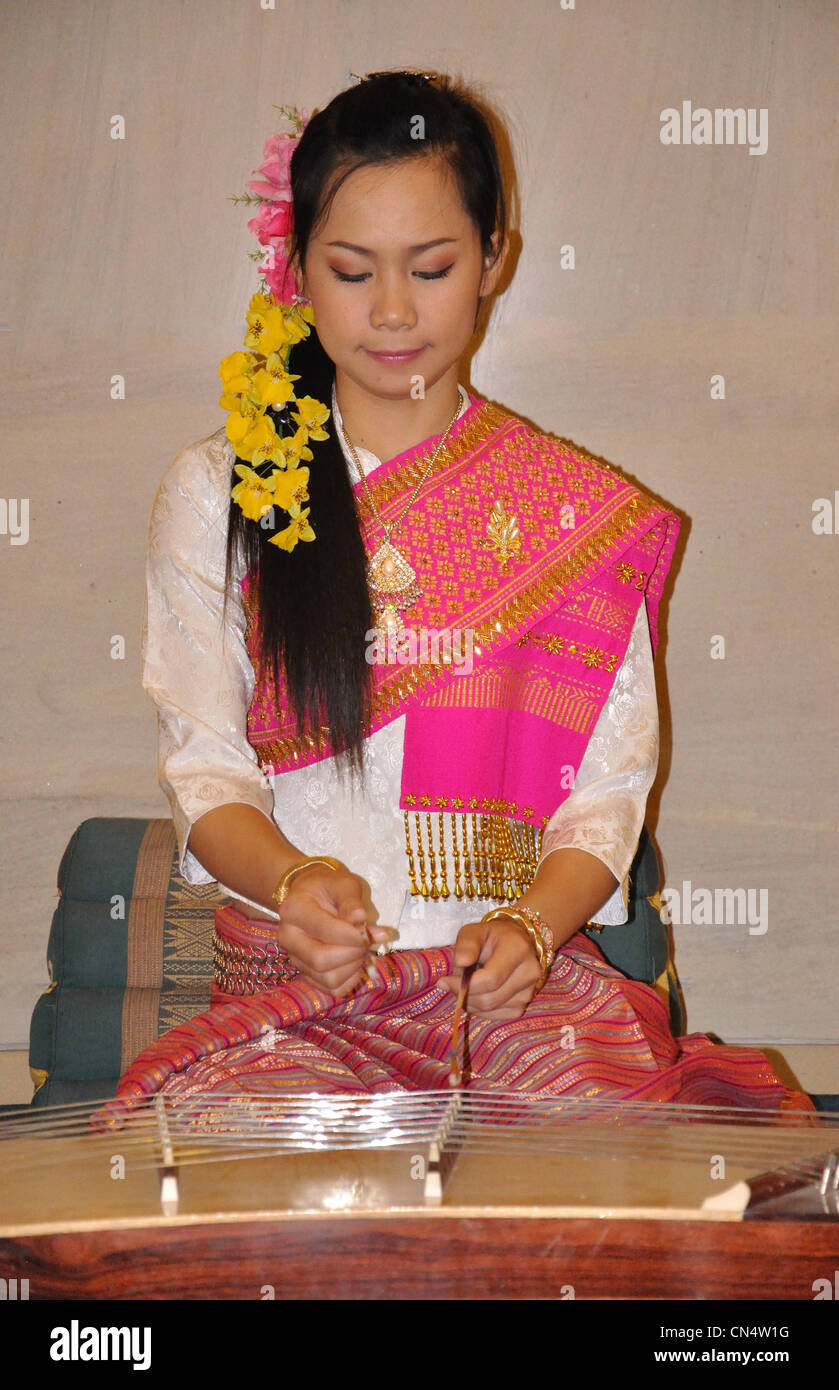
[{"left": 4, "top": 1213, "right": 838, "bottom": 1299}]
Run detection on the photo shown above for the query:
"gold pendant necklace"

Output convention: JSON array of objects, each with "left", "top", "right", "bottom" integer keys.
[
  {"left": 366, "top": 535, "right": 423, "bottom": 640},
  {"left": 339, "top": 387, "right": 464, "bottom": 642}
]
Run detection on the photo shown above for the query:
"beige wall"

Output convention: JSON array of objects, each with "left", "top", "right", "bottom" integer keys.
[{"left": 1, "top": 0, "right": 837, "bottom": 1058}]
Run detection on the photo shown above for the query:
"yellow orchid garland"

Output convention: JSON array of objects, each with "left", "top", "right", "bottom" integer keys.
[
  {"left": 218, "top": 108, "right": 330, "bottom": 553},
  {"left": 218, "top": 290, "right": 330, "bottom": 552}
]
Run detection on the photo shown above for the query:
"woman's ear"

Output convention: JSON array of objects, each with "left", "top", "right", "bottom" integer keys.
[
  {"left": 287, "top": 241, "right": 307, "bottom": 299},
  {"left": 479, "top": 230, "right": 508, "bottom": 298}
]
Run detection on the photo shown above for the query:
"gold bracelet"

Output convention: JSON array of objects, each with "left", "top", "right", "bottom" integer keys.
[
  {"left": 271, "top": 855, "right": 344, "bottom": 909},
  {"left": 479, "top": 906, "right": 555, "bottom": 978},
  {"left": 512, "top": 905, "right": 556, "bottom": 973}
]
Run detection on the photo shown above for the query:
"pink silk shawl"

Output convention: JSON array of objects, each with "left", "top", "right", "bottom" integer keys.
[{"left": 240, "top": 391, "right": 681, "bottom": 829}]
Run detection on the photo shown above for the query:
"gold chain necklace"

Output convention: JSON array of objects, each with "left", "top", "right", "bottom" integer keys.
[{"left": 339, "top": 387, "right": 464, "bottom": 642}]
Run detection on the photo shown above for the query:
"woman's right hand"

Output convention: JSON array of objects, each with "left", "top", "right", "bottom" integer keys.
[{"left": 275, "top": 860, "right": 391, "bottom": 996}]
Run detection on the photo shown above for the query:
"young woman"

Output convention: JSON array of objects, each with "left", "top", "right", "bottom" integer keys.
[{"left": 127, "top": 71, "right": 810, "bottom": 1110}]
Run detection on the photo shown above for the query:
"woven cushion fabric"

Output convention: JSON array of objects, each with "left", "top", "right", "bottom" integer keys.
[
  {"left": 30, "top": 817, "right": 222, "bottom": 1107},
  {"left": 582, "top": 825, "right": 669, "bottom": 984}
]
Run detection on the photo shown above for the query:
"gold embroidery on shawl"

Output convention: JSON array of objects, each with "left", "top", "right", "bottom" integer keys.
[
  {"left": 483, "top": 499, "right": 522, "bottom": 565},
  {"left": 419, "top": 664, "right": 601, "bottom": 735},
  {"left": 576, "top": 592, "right": 637, "bottom": 633},
  {"left": 242, "top": 488, "right": 662, "bottom": 766},
  {"left": 617, "top": 561, "right": 648, "bottom": 590},
  {"left": 514, "top": 631, "right": 621, "bottom": 673},
  {"left": 356, "top": 399, "right": 510, "bottom": 517}
]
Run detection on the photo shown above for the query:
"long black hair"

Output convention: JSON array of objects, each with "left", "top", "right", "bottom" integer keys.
[{"left": 223, "top": 71, "right": 508, "bottom": 779}]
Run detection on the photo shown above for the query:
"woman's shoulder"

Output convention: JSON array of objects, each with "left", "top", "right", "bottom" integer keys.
[
  {"left": 487, "top": 400, "right": 655, "bottom": 504},
  {"left": 152, "top": 425, "right": 234, "bottom": 522},
  {"left": 159, "top": 424, "right": 233, "bottom": 493}
]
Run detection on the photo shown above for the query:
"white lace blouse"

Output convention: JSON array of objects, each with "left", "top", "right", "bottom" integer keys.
[{"left": 141, "top": 385, "right": 660, "bottom": 946}]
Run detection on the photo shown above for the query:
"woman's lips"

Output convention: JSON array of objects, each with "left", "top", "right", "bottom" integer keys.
[{"left": 365, "top": 347, "right": 425, "bottom": 363}]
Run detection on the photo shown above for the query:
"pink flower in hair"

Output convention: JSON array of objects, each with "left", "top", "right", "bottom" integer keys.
[
  {"left": 246, "top": 127, "right": 304, "bottom": 202},
  {"left": 244, "top": 112, "right": 309, "bottom": 306}
]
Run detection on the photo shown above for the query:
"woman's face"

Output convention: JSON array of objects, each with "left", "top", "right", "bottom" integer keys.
[{"left": 295, "top": 153, "right": 505, "bottom": 402}]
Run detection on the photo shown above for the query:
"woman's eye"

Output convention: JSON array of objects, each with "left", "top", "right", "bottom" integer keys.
[{"left": 330, "top": 265, "right": 454, "bottom": 283}]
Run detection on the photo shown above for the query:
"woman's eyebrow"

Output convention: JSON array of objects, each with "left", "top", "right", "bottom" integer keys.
[{"left": 324, "top": 237, "right": 460, "bottom": 255}]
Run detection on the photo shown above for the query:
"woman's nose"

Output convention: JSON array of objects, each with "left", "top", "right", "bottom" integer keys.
[{"left": 369, "top": 276, "right": 418, "bottom": 330}]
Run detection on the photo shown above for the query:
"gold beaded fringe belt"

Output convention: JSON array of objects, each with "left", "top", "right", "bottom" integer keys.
[{"left": 403, "top": 810, "right": 543, "bottom": 902}]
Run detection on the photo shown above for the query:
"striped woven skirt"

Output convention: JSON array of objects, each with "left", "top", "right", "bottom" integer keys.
[{"left": 111, "top": 903, "right": 814, "bottom": 1113}]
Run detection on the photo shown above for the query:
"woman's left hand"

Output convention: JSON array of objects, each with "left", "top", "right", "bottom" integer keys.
[{"left": 439, "top": 914, "right": 545, "bottom": 1020}]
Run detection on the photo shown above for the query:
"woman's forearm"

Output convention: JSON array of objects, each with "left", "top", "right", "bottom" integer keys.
[
  {"left": 516, "top": 846, "right": 619, "bottom": 950},
  {"left": 187, "top": 806, "right": 618, "bottom": 937},
  {"left": 186, "top": 803, "right": 306, "bottom": 915}
]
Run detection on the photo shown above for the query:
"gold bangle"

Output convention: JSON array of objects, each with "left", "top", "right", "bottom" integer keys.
[
  {"left": 271, "top": 855, "right": 344, "bottom": 908},
  {"left": 479, "top": 906, "right": 554, "bottom": 978},
  {"left": 513, "top": 905, "right": 556, "bottom": 973}
]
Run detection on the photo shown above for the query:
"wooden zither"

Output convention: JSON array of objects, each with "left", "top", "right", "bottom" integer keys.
[{"left": 0, "top": 1090, "right": 837, "bottom": 1300}]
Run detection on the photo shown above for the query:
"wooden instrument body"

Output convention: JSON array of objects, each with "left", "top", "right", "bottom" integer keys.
[
  {"left": 2, "top": 1096, "right": 837, "bottom": 1300},
  {"left": 5, "top": 1210, "right": 837, "bottom": 1301}
]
